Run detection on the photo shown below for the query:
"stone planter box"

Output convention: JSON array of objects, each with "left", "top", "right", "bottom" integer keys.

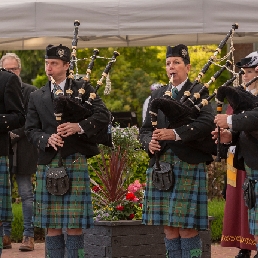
[
  {"left": 45, "top": 217, "right": 214, "bottom": 257},
  {"left": 84, "top": 220, "right": 165, "bottom": 257},
  {"left": 84, "top": 219, "right": 213, "bottom": 258}
]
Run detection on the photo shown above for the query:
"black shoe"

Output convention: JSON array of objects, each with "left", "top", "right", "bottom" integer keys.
[{"left": 235, "top": 249, "right": 251, "bottom": 258}]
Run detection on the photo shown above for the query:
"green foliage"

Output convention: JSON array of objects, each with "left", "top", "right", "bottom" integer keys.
[
  {"left": 89, "top": 124, "right": 147, "bottom": 221},
  {"left": 208, "top": 198, "right": 225, "bottom": 242},
  {"left": 3, "top": 45, "right": 231, "bottom": 126},
  {"left": 33, "top": 74, "right": 48, "bottom": 88},
  {"left": 11, "top": 203, "right": 23, "bottom": 242},
  {"left": 88, "top": 125, "right": 149, "bottom": 185},
  {"left": 189, "top": 45, "right": 230, "bottom": 94}
]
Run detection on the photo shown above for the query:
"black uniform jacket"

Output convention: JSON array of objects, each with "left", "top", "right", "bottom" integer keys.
[
  {"left": 231, "top": 107, "right": 258, "bottom": 170},
  {"left": 0, "top": 70, "right": 25, "bottom": 156},
  {"left": 140, "top": 79, "right": 215, "bottom": 166},
  {"left": 9, "top": 83, "right": 38, "bottom": 174},
  {"left": 25, "top": 79, "right": 110, "bottom": 165}
]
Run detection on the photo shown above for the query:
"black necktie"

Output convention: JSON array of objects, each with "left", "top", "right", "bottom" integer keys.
[
  {"left": 172, "top": 87, "right": 178, "bottom": 99},
  {"left": 52, "top": 83, "right": 63, "bottom": 99}
]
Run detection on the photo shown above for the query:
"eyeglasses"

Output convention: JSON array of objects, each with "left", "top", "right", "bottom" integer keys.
[{"left": 4, "top": 67, "right": 20, "bottom": 72}]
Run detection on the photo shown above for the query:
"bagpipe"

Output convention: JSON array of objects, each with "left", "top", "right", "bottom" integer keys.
[
  {"left": 149, "top": 23, "right": 241, "bottom": 170},
  {"left": 214, "top": 73, "right": 258, "bottom": 161},
  {"left": 180, "top": 23, "right": 239, "bottom": 104},
  {"left": 52, "top": 20, "right": 119, "bottom": 147},
  {"left": 216, "top": 75, "right": 258, "bottom": 115}
]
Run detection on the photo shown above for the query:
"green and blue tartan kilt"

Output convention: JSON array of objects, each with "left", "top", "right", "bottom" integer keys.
[
  {"left": 244, "top": 164, "right": 258, "bottom": 235},
  {"left": 0, "top": 156, "right": 12, "bottom": 222},
  {"left": 34, "top": 153, "right": 94, "bottom": 229},
  {"left": 142, "top": 149, "right": 208, "bottom": 230}
]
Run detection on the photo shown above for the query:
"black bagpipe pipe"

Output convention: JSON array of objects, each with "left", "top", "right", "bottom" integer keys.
[
  {"left": 52, "top": 21, "right": 119, "bottom": 147},
  {"left": 149, "top": 60, "right": 234, "bottom": 156},
  {"left": 67, "top": 19, "right": 80, "bottom": 96},
  {"left": 180, "top": 23, "right": 239, "bottom": 104}
]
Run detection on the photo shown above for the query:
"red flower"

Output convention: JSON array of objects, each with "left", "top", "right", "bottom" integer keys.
[
  {"left": 126, "top": 192, "right": 136, "bottom": 201},
  {"left": 139, "top": 203, "right": 143, "bottom": 208},
  {"left": 92, "top": 185, "right": 101, "bottom": 192},
  {"left": 116, "top": 205, "right": 124, "bottom": 211},
  {"left": 128, "top": 214, "right": 135, "bottom": 220}
]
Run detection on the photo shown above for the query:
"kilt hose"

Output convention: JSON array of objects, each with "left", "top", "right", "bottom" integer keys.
[
  {"left": 0, "top": 156, "right": 12, "bottom": 222},
  {"left": 245, "top": 164, "right": 258, "bottom": 236},
  {"left": 34, "top": 153, "right": 94, "bottom": 229},
  {"left": 142, "top": 149, "right": 208, "bottom": 230}
]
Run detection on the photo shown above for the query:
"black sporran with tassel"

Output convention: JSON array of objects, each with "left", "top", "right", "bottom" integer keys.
[
  {"left": 152, "top": 161, "right": 175, "bottom": 191},
  {"left": 46, "top": 164, "right": 70, "bottom": 196}
]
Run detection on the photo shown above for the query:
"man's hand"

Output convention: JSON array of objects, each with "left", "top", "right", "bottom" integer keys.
[
  {"left": 48, "top": 133, "right": 64, "bottom": 150},
  {"left": 214, "top": 114, "right": 229, "bottom": 129},
  {"left": 57, "top": 122, "right": 81, "bottom": 137},
  {"left": 152, "top": 128, "right": 175, "bottom": 141},
  {"left": 149, "top": 128, "right": 175, "bottom": 154},
  {"left": 211, "top": 128, "right": 232, "bottom": 144}
]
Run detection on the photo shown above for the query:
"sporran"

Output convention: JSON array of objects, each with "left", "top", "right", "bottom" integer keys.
[
  {"left": 152, "top": 162, "right": 175, "bottom": 191},
  {"left": 46, "top": 166, "right": 70, "bottom": 196},
  {"left": 242, "top": 177, "right": 256, "bottom": 209}
]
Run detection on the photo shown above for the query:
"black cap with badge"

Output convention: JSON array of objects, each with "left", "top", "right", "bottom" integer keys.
[
  {"left": 45, "top": 44, "right": 71, "bottom": 62},
  {"left": 166, "top": 44, "right": 190, "bottom": 64},
  {"left": 236, "top": 51, "right": 258, "bottom": 68}
]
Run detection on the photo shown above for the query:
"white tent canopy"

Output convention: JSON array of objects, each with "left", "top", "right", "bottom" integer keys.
[{"left": 1, "top": 0, "right": 258, "bottom": 50}]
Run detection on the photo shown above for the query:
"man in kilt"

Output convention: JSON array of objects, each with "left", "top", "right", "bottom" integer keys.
[
  {"left": 25, "top": 44, "right": 110, "bottom": 257},
  {"left": 0, "top": 69, "right": 25, "bottom": 256},
  {"left": 139, "top": 44, "right": 215, "bottom": 258},
  {"left": 213, "top": 52, "right": 258, "bottom": 258}
]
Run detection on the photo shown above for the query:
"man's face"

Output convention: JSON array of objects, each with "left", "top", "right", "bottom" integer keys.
[
  {"left": 2, "top": 57, "right": 21, "bottom": 76},
  {"left": 166, "top": 56, "right": 190, "bottom": 86},
  {"left": 45, "top": 58, "right": 69, "bottom": 83}
]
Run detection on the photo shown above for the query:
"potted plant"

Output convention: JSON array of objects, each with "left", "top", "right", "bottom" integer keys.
[{"left": 84, "top": 124, "right": 167, "bottom": 257}]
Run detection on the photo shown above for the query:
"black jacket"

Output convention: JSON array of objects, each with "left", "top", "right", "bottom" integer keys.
[
  {"left": 231, "top": 107, "right": 258, "bottom": 170},
  {"left": 0, "top": 70, "right": 25, "bottom": 156},
  {"left": 25, "top": 79, "right": 110, "bottom": 165},
  {"left": 9, "top": 82, "right": 38, "bottom": 174},
  {"left": 140, "top": 79, "right": 215, "bottom": 166}
]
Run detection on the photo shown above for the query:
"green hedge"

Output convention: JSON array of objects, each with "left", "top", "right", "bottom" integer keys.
[
  {"left": 11, "top": 203, "right": 24, "bottom": 242},
  {"left": 208, "top": 198, "right": 225, "bottom": 242}
]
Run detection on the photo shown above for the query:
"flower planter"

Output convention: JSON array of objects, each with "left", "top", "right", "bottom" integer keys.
[
  {"left": 84, "top": 219, "right": 213, "bottom": 258},
  {"left": 84, "top": 220, "right": 166, "bottom": 257}
]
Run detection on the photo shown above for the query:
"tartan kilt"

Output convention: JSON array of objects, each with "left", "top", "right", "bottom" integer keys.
[
  {"left": 0, "top": 156, "right": 12, "bottom": 222},
  {"left": 142, "top": 150, "right": 208, "bottom": 230},
  {"left": 244, "top": 164, "right": 258, "bottom": 235},
  {"left": 34, "top": 153, "right": 94, "bottom": 229}
]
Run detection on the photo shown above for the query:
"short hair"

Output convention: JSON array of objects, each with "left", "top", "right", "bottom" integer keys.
[{"left": 0, "top": 53, "right": 21, "bottom": 69}]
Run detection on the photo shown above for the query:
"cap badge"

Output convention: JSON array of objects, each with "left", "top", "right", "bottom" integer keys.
[
  {"left": 181, "top": 49, "right": 187, "bottom": 58},
  {"left": 57, "top": 49, "right": 65, "bottom": 58}
]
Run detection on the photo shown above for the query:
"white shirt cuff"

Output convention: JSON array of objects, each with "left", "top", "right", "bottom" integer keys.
[{"left": 227, "top": 115, "right": 232, "bottom": 129}]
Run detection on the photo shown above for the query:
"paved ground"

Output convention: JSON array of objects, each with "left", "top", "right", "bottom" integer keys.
[
  {"left": 2, "top": 243, "right": 45, "bottom": 258},
  {"left": 2, "top": 242, "right": 258, "bottom": 258}
]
